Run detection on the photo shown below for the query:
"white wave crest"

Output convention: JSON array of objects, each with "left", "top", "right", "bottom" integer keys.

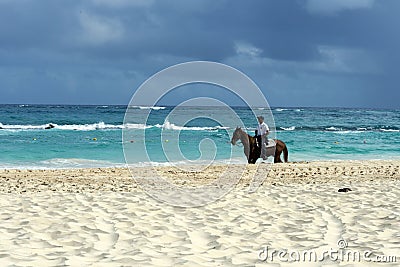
[
  {"left": 0, "top": 123, "right": 45, "bottom": 130},
  {"left": 56, "top": 122, "right": 119, "bottom": 130},
  {"left": 280, "top": 126, "right": 296, "bottom": 131},
  {"left": 325, "top": 127, "right": 342, "bottom": 131},
  {"left": 332, "top": 130, "right": 363, "bottom": 134},
  {"left": 131, "top": 106, "right": 166, "bottom": 110},
  {"left": 275, "top": 108, "right": 301, "bottom": 112},
  {"left": 0, "top": 121, "right": 228, "bottom": 131},
  {"left": 157, "top": 120, "right": 229, "bottom": 131},
  {"left": 380, "top": 128, "right": 399, "bottom": 132},
  {"left": 0, "top": 121, "right": 123, "bottom": 131}
]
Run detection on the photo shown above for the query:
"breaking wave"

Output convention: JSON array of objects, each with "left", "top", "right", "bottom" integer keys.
[
  {"left": 0, "top": 121, "right": 230, "bottom": 131},
  {"left": 131, "top": 106, "right": 166, "bottom": 110},
  {"left": 280, "top": 126, "right": 296, "bottom": 131}
]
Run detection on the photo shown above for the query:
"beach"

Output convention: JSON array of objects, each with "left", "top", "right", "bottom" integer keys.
[{"left": 0, "top": 160, "right": 399, "bottom": 266}]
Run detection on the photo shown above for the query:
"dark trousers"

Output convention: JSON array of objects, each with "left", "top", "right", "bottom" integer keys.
[
  {"left": 256, "top": 135, "right": 262, "bottom": 148},
  {"left": 257, "top": 135, "right": 268, "bottom": 148}
]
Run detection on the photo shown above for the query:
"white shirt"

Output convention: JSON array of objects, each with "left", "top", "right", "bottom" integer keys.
[{"left": 257, "top": 122, "right": 269, "bottom": 136}]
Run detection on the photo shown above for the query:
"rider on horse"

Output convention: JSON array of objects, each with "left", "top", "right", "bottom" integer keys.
[{"left": 255, "top": 115, "right": 269, "bottom": 160}]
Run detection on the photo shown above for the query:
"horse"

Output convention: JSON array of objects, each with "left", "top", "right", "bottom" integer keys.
[{"left": 231, "top": 127, "right": 288, "bottom": 164}]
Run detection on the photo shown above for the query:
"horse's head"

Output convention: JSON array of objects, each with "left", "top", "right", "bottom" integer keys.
[{"left": 231, "top": 127, "right": 242, "bottom": 145}]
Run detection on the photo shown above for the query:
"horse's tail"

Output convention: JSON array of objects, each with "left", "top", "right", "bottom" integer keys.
[{"left": 283, "top": 143, "right": 289, "bottom": 162}]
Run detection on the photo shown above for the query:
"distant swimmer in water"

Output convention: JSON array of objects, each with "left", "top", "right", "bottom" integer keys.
[{"left": 45, "top": 123, "right": 55, "bottom": 129}]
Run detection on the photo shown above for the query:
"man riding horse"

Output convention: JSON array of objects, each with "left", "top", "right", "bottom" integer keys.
[
  {"left": 231, "top": 115, "right": 288, "bottom": 163},
  {"left": 256, "top": 115, "right": 269, "bottom": 160}
]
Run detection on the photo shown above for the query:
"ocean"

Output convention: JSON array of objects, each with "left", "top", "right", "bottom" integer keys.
[{"left": 0, "top": 105, "right": 399, "bottom": 169}]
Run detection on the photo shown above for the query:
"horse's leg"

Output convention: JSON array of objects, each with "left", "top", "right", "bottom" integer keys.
[
  {"left": 250, "top": 149, "right": 258, "bottom": 164},
  {"left": 274, "top": 147, "right": 283, "bottom": 163},
  {"left": 244, "top": 147, "right": 250, "bottom": 162}
]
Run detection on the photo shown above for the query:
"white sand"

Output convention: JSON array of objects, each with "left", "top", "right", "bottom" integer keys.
[{"left": 0, "top": 160, "right": 399, "bottom": 266}]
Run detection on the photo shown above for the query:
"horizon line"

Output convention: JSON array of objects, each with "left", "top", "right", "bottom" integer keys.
[{"left": 0, "top": 103, "right": 398, "bottom": 110}]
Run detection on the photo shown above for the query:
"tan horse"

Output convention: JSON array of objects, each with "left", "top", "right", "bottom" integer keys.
[{"left": 231, "top": 127, "right": 288, "bottom": 164}]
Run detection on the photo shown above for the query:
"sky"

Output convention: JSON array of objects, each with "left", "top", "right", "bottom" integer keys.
[{"left": 0, "top": 0, "right": 399, "bottom": 108}]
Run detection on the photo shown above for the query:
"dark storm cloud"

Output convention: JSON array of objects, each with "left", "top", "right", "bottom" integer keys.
[{"left": 0, "top": 0, "right": 399, "bottom": 107}]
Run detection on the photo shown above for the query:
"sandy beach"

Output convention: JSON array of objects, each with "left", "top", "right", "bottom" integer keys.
[{"left": 0, "top": 160, "right": 399, "bottom": 266}]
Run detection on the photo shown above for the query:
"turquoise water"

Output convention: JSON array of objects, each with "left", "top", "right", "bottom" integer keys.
[{"left": 0, "top": 105, "right": 399, "bottom": 168}]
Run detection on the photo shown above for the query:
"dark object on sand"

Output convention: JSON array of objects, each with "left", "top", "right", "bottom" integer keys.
[
  {"left": 231, "top": 127, "right": 289, "bottom": 164},
  {"left": 338, "top": 188, "right": 352, "bottom": 192},
  {"left": 45, "top": 124, "right": 55, "bottom": 129}
]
